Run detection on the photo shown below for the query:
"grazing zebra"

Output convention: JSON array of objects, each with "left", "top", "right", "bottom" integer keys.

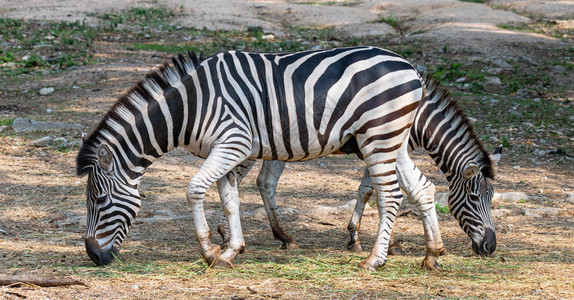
[
  {"left": 218, "top": 82, "right": 502, "bottom": 269},
  {"left": 78, "top": 46, "right": 439, "bottom": 270}
]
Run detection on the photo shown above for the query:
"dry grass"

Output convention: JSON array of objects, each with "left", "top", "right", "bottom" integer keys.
[{"left": 1, "top": 6, "right": 573, "bottom": 299}]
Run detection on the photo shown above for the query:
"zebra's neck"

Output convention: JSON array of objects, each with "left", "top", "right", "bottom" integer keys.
[
  {"left": 409, "top": 80, "right": 492, "bottom": 182},
  {"left": 77, "top": 53, "right": 205, "bottom": 182}
]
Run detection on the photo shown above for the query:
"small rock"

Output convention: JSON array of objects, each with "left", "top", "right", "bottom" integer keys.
[
  {"left": 551, "top": 65, "right": 567, "bottom": 73},
  {"left": 54, "top": 137, "right": 67, "bottom": 144},
  {"left": 455, "top": 77, "right": 466, "bottom": 83},
  {"left": 46, "top": 108, "right": 53, "bottom": 113},
  {"left": 483, "top": 76, "right": 505, "bottom": 94},
  {"left": 72, "top": 85, "right": 80, "bottom": 89},
  {"left": 39, "top": 87, "right": 55, "bottom": 96},
  {"left": 486, "top": 67, "right": 504, "bottom": 75},
  {"left": 415, "top": 64, "right": 428, "bottom": 74},
  {"left": 493, "top": 192, "right": 529, "bottom": 202},
  {"left": 565, "top": 193, "right": 574, "bottom": 203},
  {"left": 0, "top": 228, "right": 7, "bottom": 235},
  {"left": 489, "top": 98, "right": 500, "bottom": 104},
  {"left": 64, "top": 140, "right": 81, "bottom": 149},
  {"left": 30, "top": 136, "right": 53, "bottom": 147},
  {"left": 261, "top": 34, "right": 275, "bottom": 41},
  {"left": 516, "top": 88, "right": 537, "bottom": 99},
  {"left": 488, "top": 136, "right": 499, "bottom": 143},
  {"left": 519, "top": 55, "right": 539, "bottom": 65},
  {"left": 311, "top": 45, "right": 323, "bottom": 51},
  {"left": 435, "top": 192, "right": 449, "bottom": 206},
  {"left": 521, "top": 208, "right": 559, "bottom": 218},
  {"left": 493, "top": 208, "right": 511, "bottom": 218},
  {"left": 0, "top": 125, "right": 6, "bottom": 133},
  {"left": 12, "top": 117, "right": 82, "bottom": 132},
  {"left": 492, "top": 59, "right": 513, "bottom": 69}
]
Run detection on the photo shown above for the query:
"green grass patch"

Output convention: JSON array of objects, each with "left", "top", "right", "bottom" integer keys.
[{"left": 0, "top": 118, "right": 15, "bottom": 126}]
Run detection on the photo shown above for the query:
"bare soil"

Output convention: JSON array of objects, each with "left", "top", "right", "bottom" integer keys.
[{"left": 1, "top": 0, "right": 573, "bottom": 299}]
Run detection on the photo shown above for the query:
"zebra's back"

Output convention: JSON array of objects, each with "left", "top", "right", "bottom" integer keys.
[{"left": 198, "top": 46, "right": 423, "bottom": 161}]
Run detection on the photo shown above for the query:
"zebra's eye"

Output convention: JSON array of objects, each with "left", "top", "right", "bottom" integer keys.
[{"left": 95, "top": 194, "right": 107, "bottom": 205}]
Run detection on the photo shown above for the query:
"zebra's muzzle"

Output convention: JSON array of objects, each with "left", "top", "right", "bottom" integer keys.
[
  {"left": 85, "top": 237, "right": 118, "bottom": 266},
  {"left": 471, "top": 228, "right": 496, "bottom": 257}
]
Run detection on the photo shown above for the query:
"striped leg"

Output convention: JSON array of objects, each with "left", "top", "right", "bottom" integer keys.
[
  {"left": 347, "top": 169, "right": 403, "bottom": 255},
  {"left": 217, "top": 159, "right": 256, "bottom": 248},
  {"left": 396, "top": 149, "right": 445, "bottom": 270},
  {"left": 257, "top": 160, "right": 298, "bottom": 249},
  {"left": 347, "top": 168, "right": 373, "bottom": 252},
  {"left": 358, "top": 141, "right": 407, "bottom": 271},
  {"left": 218, "top": 159, "right": 257, "bottom": 263},
  {"left": 187, "top": 145, "right": 250, "bottom": 268}
]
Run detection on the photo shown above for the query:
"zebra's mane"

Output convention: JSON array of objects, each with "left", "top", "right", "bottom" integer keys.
[
  {"left": 76, "top": 51, "right": 205, "bottom": 177},
  {"left": 423, "top": 75, "right": 495, "bottom": 179}
]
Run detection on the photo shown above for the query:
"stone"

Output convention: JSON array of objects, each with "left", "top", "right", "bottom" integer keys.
[
  {"left": 521, "top": 208, "right": 559, "bottom": 218},
  {"left": 488, "top": 136, "right": 499, "bottom": 143},
  {"left": 483, "top": 77, "right": 505, "bottom": 94},
  {"left": 486, "top": 67, "right": 504, "bottom": 75},
  {"left": 551, "top": 65, "right": 567, "bottom": 73},
  {"left": 30, "top": 136, "right": 53, "bottom": 147},
  {"left": 489, "top": 98, "right": 500, "bottom": 104},
  {"left": 435, "top": 192, "right": 448, "bottom": 206},
  {"left": 12, "top": 117, "right": 82, "bottom": 132},
  {"left": 516, "top": 88, "right": 537, "bottom": 99},
  {"left": 493, "top": 192, "right": 530, "bottom": 202},
  {"left": 493, "top": 208, "right": 511, "bottom": 218},
  {"left": 565, "top": 193, "right": 574, "bottom": 203},
  {"left": 39, "top": 87, "right": 55, "bottom": 96},
  {"left": 492, "top": 59, "right": 513, "bottom": 69},
  {"left": 0, "top": 125, "right": 6, "bottom": 133}
]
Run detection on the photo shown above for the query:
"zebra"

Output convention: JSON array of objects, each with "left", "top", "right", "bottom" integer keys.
[
  {"left": 76, "top": 46, "right": 479, "bottom": 271},
  {"left": 216, "top": 81, "right": 501, "bottom": 269},
  {"left": 217, "top": 85, "right": 502, "bottom": 269}
]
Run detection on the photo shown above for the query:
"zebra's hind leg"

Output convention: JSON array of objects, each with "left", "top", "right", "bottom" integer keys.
[
  {"left": 357, "top": 143, "right": 407, "bottom": 271},
  {"left": 396, "top": 148, "right": 445, "bottom": 271},
  {"left": 187, "top": 146, "right": 250, "bottom": 268},
  {"left": 217, "top": 159, "right": 256, "bottom": 249},
  {"left": 347, "top": 168, "right": 372, "bottom": 252},
  {"left": 347, "top": 168, "right": 405, "bottom": 255},
  {"left": 218, "top": 159, "right": 257, "bottom": 263},
  {"left": 257, "top": 160, "right": 298, "bottom": 250}
]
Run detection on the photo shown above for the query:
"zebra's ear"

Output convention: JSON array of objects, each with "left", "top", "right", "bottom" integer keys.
[
  {"left": 96, "top": 144, "right": 113, "bottom": 171},
  {"left": 490, "top": 144, "right": 503, "bottom": 166},
  {"left": 463, "top": 163, "right": 480, "bottom": 179}
]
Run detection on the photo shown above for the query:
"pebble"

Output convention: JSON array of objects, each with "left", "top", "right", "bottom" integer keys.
[
  {"left": 489, "top": 98, "right": 500, "bottom": 104},
  {"left": 30, "top": 136, "right": 53, "bottom": 147},
  {"left": 483, "top": 76, "right": 504, "bottom": 94},
  {"left": 0, "top": 125, "right": 6, "bottom": 133},
  {"left": 551, "top": 65, "right": 567, "bottom": 73},
  {"left": 39, "top": 87, "right": 55, "bottom": 96},
  {"left": 491, "top": 59, "right": 513, "bottom": 69},
  {"left": 493, "top": 192, "right": 529, "bottom": 202},
  {"left": 516, "top": 88, "right": 537, "bottom": 99},
  {"left": 488, "top": 136, "right": 499, "bottom": 143},
  {"left": 521, "top": 208, "right": 559, "bottom": 218},
  {"left": 46, "top": 108, "right": 53, "bottom": 113}
]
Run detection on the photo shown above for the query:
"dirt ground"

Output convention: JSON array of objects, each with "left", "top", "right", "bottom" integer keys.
[{"left": 1, "top": 0, "right": 573, "bottom": 299}]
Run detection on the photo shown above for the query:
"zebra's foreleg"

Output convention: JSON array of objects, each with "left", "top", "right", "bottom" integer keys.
[
  {"left": 396, "top": 149, "right": 445, "bottom": 270},
  {"left": 257, "top": 160, "right": 299, "bottom": 250},
  {"left": 187, "top": 146, "right": 250, "bottom": 268},
  {"left": 357, "top": 143, "right": 406, "bottom": 271},
  {"left": 217, "top": 159, "right": 256, "bottom": 248}
]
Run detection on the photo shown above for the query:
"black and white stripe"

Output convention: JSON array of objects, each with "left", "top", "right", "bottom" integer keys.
[
  {"left": 77, "top": 46, "right": 425, "bottom": 269},
  {"left": 236, "top": 76, "right": 500, "bottom": 269}
]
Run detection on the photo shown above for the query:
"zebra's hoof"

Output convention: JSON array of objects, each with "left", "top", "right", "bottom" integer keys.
[
  {"left": 280, "top": 241, "right": 299, "bottom": 250},
  {"left": 421, "top": 255, "right": 441, "bottom": 271},
  {"left": 358, "top": 257, "right": 383, "bottom": 271},
  {"left": 212, "top": 257, "right": 235, "bottom": 269},
  {"left": 348, "top": 243, "right": 364, "bottom": 252},
  {"left": 438, "top": 247, "right": 447, "bottom": 256}
]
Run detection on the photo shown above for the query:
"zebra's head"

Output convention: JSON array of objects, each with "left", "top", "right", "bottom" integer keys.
[
  {"left": 78, "top": 143, "right": 142, "bottom": 266},
  {"left": 449, "top": 145, "right": 502, "bottom": 257}
]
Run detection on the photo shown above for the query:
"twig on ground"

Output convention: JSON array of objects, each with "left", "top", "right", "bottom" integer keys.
[{"left": 0, "top": 275, "right": 87, "bottom": 287}]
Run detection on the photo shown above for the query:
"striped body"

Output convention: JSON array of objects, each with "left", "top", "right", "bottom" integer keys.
[
  {"left": 231, "top": 77, "right": 500, "bottom": 269},
  {"left": 77, "top": 46, "right": 424, "bottom": 269}
]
